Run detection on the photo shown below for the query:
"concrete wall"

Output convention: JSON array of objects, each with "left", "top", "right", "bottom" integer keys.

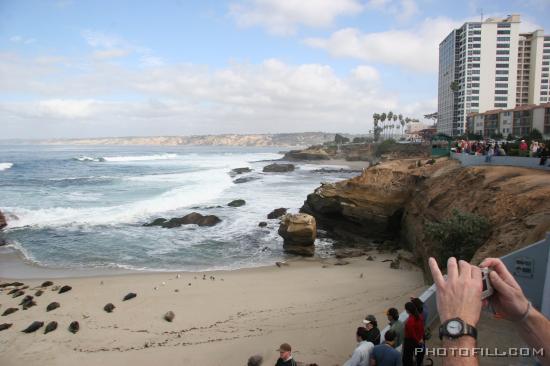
[{"left": 451, "top": 152, "right": 550, "bottom": 170}]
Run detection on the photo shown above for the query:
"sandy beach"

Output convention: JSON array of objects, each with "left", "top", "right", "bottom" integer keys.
[{"left": 0, "top": 253, "right": 425, "bottom": 366}]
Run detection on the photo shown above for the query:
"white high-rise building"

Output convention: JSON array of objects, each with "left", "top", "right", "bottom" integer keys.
[{"left": 437, "top": 14, "right": 550, "bottom": 136}]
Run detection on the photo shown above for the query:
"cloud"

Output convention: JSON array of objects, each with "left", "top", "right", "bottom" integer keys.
[
  {"left": 366, "top": 0, "right": 419, "bottom": 22},
  {"left": 304, "top": 17, "right": 462, "bottom": 73},
  {"left": 9, "top": 35, "right": 36, "bottom": 44},
  {"left": 229, "top": 0, "right": 364, "bottom": 35},
  {"left": 0, "top": 53, "right": 438, "bottom": 139},
  {"left": 92, "top": 49, "right": 130, "bottom": 60},
  {"left": 82, "top": 30, "right": 127, "bottom": 49}
]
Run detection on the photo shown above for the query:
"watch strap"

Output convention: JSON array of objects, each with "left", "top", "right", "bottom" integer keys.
[{"left": 439, "top": 318, "right": 478, "bottom": 340}]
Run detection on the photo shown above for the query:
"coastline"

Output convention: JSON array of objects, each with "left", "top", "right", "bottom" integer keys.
[{"left": 0, "top": 253, "right": 426, "bottom": 366}]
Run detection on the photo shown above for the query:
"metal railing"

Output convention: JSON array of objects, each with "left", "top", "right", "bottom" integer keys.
[{"left": 451, "top": 152, "right": 550, "bottom": 170}]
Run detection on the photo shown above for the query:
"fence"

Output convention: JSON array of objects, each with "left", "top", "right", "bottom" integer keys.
[{"left": 451, "top": 152, "right": 550, "bottom": 171}]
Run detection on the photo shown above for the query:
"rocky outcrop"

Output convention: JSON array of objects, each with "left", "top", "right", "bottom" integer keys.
[
  {"left": 278, "top": 214, "right": 317, "bottom": 256},
  {"left": 301, "top": 157, "right": 550, "bottom": 274},
  {"left": 228, "top": 199, "right": 246, "bottom": 207},
  {"left": 233, "top": 176, "right": 259, "bottom": 184},
  {"left": 301, "top": 159, "right": 427, "bottom": 243},
  {"left": 230, "top": 167, "right": 252, "bottom": 175},
  {"left": 283, "top": 148, "right": 331, "bottom": 161},
  {"left": 267, "top": 208, "right": 287, "bottom": 219},
  {"left": 263, "top": 163, "right": 295, "bottom": 173},
  {"left": 0, "top": 210, "right": 6, "bottom": 230},
  {"left": 144, "top": 213, "right": 222, "bottom": 228}
]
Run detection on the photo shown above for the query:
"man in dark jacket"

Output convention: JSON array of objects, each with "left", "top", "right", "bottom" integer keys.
[{"left": 363, "top": 314, "right": 381, "bottom": 345}]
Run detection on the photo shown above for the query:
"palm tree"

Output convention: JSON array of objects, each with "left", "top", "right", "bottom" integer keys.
[
  {"left": 380, "top": 113, "right": 387, "bottom": 140},
  {"left": 392, "top": 114, "right": 398, "bottom": 139},
  {"left": 399, "top": 114, "right": 405, "bottom": 136}
]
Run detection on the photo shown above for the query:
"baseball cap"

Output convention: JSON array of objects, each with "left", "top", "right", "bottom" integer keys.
[
  {"left": 277, "top": 343, "right": 291, "bottom": 352},
  {"left": 363, "top": 314, "right": 377, "bottom": 324}
]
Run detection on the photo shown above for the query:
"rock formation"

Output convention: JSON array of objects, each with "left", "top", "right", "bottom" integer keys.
[
  {"left": 278, "top": 214, "right": 317, "bottom": 256},
  {"left": 144, "top": 213, "right": 222, "bottom": 228},
  {"left": 267, "top": 208, "right": 287, "bottom": 219},
  {"left": 0, "top": 210, "right": 6, "bottom": 230},
  {"left": 263, "top": 163, "right": 295, "bottom": 173},
  {"left": 230, "top": 167, "right": 252, "bottom": 175},
  {"left": 301, "top": 157, "right": 550, "bottom": 274},
  {"left": 227, "top": 199, "right": 246, "bottom": 207}
]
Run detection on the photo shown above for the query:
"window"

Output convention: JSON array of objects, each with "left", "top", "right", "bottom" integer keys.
[
  {"left": 543, "top": 73, "right": 549, "bottom": 77},
  {"left": 495, "top": 103, "right": 507, "bottom": 108},
  {"left": 543, "top": 67, "right": 549, "bottom": 72},
  {"left": 472, "top": 76, "right": 480, "bottom": 81},
  {"left": 544, "top": 49, "right": 550, "bottom": 54},
  {"left": 497, "top": 50, "right": 510, "bottom": 55},
  {"left": 496, "top": 70, "right": 509, "bottom": 74},
  {"left": 496, "top": 57, "right": 509, "bottom": 61},
  {"left": 472, "top": 90, "right": 479, "bottom": 94},
  {"left": 472, "top": 83, "right": 480, "bottom": 87},
  {"left": 496, "top": 63, "right": 509, "bottom": 68},
  {"left": 495, "top": 90, "right": 508, "bottom": 94},
  {"left": 497, "top": 23, "right": 511, "bottom": 28},
  {"left": 495, "top": 83, "right": 508, "bottom": 88},
  {"left": 497, "top": 44, "right": 510, "bottom": 48},
  {"left": 497, "top": 37, "right": 510, "bottom": 42},
  {"left": 495, "top": 96, "right": 507, "bottom": 101},
  {"left": 495, "top": 76, "right": 508, "bottom": 81},
  {"left": 497, "top": 30, "right": 510, "bottom": 35},
  {"left": 543, "top": 79, "right": 549, "bottom": 84}
]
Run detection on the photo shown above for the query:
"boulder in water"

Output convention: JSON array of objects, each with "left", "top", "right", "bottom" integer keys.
[
  {"left": 263, "top": 163, "right": 295, "bottom": 173},
  {"left": 267, "top": 208, "right": 287, "bottom": 219},
  {"left": 233, "top": 176, "right": 259, "bottom": 184},
  {"left": 230, "top": 167, "right": 252, "bottom": 175},
  {"left": 160, "top": 213, "right": 221, "bottom": 228},
  {"left": 227, "top": 199, "right": 246, "bottom": 207},
  {"left": 143, "top": 218, "right": 167, "bottom": 227},
  {"left": 0, "top": 210, "right": 6, "bottom": 230}
]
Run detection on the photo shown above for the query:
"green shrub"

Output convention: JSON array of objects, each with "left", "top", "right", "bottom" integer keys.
[
  {"left": 425, "top": 209, "right": 490, "bottom": 266},
  {"left": 375, "top": 139, "right": 397, "bottom": 156}
]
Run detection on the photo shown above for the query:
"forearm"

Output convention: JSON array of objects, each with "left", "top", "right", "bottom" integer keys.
[
  {"left": 441, "top": 337, "right": 478, "bottom": 366},
  {"left": 515, "top": 307, "right": 550, "bottom": 366}
]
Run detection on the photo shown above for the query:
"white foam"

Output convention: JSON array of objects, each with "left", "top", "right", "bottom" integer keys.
[
  {"left": 4, "top": 168, "right": 232, "bottom": 228},
  {"left": 74, "top": 156, "right": 104, "bottom": 162},
  {"left": 103, "top": 153, "right": 178, "bottom": 162},
  {"left": 0, "top": 163, "right": 13, "bottom": 171}
]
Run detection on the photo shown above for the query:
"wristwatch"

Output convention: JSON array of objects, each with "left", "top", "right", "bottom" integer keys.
[{"left": 439, "top": 318, "right": 477, "bottom": 340}]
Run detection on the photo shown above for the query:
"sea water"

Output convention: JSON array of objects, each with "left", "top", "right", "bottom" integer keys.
[{"left": 0, "top": 144, "right": 356, "bottom": 272}]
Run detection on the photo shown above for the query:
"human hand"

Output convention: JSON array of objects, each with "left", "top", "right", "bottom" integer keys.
[
  {"left": 428, "top": 257, "right": 482, "bottom": 326},
  {"left": 479, "top": 257, "right": 530, "bottom": 321}
]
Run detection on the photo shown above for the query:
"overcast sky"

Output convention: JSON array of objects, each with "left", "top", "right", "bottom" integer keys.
[{"left": 1, "top": 0, "right": 549, "bottom": 139}]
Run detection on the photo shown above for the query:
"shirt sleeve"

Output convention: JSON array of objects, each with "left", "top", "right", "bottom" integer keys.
[{"left": 343, "top": 348, "right": 362, "bottom": 366}]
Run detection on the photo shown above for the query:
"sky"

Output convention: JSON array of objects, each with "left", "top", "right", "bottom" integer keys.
[{"left": 1, "top": 0, "right": 550, "bottom": 139}]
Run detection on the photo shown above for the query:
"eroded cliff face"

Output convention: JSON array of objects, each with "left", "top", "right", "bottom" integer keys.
[{"left": 302, "top": 158, "right": 550, "bottom": 272}]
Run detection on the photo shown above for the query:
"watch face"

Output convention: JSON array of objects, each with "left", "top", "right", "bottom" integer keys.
[{"left": 446, "top": 320, "right": 463, "bottom": 335}]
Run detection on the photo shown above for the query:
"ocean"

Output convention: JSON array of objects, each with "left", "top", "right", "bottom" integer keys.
[{"left": 0, "top": 144, "right": 356, "bottom": 273}]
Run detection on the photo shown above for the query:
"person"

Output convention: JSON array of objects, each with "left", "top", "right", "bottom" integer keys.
[
  {"left": 247, "top": 355, "right": 263, "bottom": 366},
  {"left": 402, "top": 302, "right": 424, "bottom": 366},
  {"left": 410, "top": 298, "right": 428, "bottom": 327},
  {"left": 344, "top": 327, "right": 375, "bottom": 366},
  {"left": 519, "top": 140, "right": 528, "bottom": 156},
  {"left": 484, "top": 144, "right": 494, "bottom": 163},
  {"left": 428, "top": 256, "right": 550, "bottom": 366},
  {"left": 539, "top": 143, "right": 549, "bottom": 166},
  {"left": 530, "top": 141, "right": 539, "bottom": 157},
  {"left": 275, "top": 343, "right": 297, "bottom": 366},
  {"left": 370, "top": 330, "right": 401, "bottom": 366},
  {"left": 386, "top": 308, "right": 404, "bottom": 348},
  {"left": 364, "top": 314, "right": 381, "bottom": 345}
]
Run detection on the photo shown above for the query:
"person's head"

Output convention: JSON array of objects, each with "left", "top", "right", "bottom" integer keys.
[
  {"left": 410, "top": 297, "right": 424, "bottom": 313},
  {"left": 384, "top": 330, "right": 397, "bottom": 347},
  {"left": 386, "top": 307, "right": 399, "bottom": 322},
  {"left": 277, "top": 343, "right": 292, "bottom": 361},
  {"left": 363, "top": 314, "right": 377, "bottom": 329},
  {"left": 405, "top": 301, "right": 420, "bottom": 319},
  {"left": 356, "top": 326, "right": 369, "bottom": 342},
  {"left": 247, "top": 355, "right": 263, "bottom": 366}
]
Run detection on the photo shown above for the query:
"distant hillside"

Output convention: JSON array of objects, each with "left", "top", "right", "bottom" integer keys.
[{"left": 28, "top": 132, "right": 348, "bottom": 147}]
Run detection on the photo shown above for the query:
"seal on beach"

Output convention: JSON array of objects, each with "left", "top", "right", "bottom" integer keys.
[
  {"left": 22, "top": 300, "right": 37, "bottom": 310},
  {"left": 22, "top": 321, "right": 44, "bottom": 333},
  {"left": 51, "top": 285, "right": 60, "bottom": 291},
  {"left": 104, "top": 303, "right": 115, "bottom": 313},
  {"left": 44, "top": 321, "right": 58, "bottom": 334},
  {"left": 41, "top": 281, "right": 53, "bottom": 287},
  {"left": 46, "top": 302, "right": 60, "bottom": 312},
  {"left": 164, "top": 310, "right": 175, "bottom": 322},
  {"left": 7, "top": 288, "right": 19, "bottom": 295},
  {"left": 12, "top": 290, "right": 25, "bottom": 298},
  {"left": 19, "top": 295, "right": 33, "bottom": 306},
  {"left": 34, "top": 290, "right": 44, "bottom": 297},
  {"left": 58, "top": 285, "right": 72, "bottom": 294},
  {"left": 123, "top": 293, "right": 137, "bottom": 301},
  {"left": 0, "top": 323, "right": 12, "bottom": 331},
  {"left": 69, "top": 321, "right": 79, "bottom": 334},
  {"left": 2, "top": 308, "right": 18, "bottom": 316}
]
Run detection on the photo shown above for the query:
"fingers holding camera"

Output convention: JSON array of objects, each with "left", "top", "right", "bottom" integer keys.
[
  {"left": 429, "top": 257, "right": 445, "bottom": 288},
  {"left": 480, "top": 257, "right": 520, "bottom": 290},
  {"left": 488, "top": 270, "right": 530, "bottom": 321}
]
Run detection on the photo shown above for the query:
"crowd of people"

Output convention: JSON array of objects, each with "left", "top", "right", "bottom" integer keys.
[
  {"left": 245, "top": 256, "right": 550, "bottom": 366},
  {"left": 453, "top": 139, "right": 550, "bottom": 165}
]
